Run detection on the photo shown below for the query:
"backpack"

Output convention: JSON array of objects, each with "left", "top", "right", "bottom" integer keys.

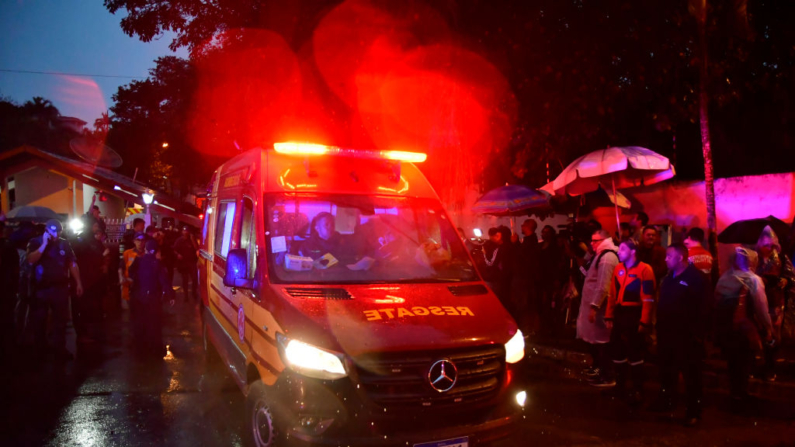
[{"left": 575, "top": 249, "right": 617, "bottom": 294}]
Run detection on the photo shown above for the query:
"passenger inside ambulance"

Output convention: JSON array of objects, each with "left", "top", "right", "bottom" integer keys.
[{"left": 269, "top": 195, "right": 477, "bottom": 283}]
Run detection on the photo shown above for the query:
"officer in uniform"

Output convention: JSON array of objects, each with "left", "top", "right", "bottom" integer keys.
[
  {"left": 129, "top": 239, "right": 174, "bottom": 359},
  {"left": 26, "top": 219, "right": 83, "bottom": 361}
]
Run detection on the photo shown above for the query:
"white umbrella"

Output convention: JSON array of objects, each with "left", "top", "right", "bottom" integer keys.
[
  {"left": 607, "top": 189, "right": 632, "bottom": 209},
  {"left": 542, "top": 146, "right": 675, "bottom": 228}
]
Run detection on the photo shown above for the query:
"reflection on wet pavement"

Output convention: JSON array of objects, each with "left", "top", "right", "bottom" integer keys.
[
  {"left": 0, "top": 296, "right": 245, "bottom": 447},
  {"left": 2, "top": 294, "right": 795, "bottom": 446}
]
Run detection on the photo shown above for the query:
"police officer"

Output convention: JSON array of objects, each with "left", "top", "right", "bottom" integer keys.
[
  {"left": 26, "top": 219, "right": 83, "bottom": 361},
  {"left": 172, "top": 226, "right": 198, "bottom": 302},
  {"left": 129, "top": 239, "right": 174, "bottom": 359}
]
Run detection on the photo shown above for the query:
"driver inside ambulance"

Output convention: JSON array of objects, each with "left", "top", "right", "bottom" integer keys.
[{"left": 297, "top": 212, "right": 370, "bottom": 270}]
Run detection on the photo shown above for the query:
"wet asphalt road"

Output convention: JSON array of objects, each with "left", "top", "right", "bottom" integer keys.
[{"left": 2, "top": 295, "right": 795, "bottom": 447}]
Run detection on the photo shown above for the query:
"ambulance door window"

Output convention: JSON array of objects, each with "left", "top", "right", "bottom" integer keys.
[
  {"left": 240, "top": 197, "right": 257, "bottom": 278},
  {"left": 214, "top": 201, "right": 237, "bottom": 259},
  {"left": 201, "top": 201, "right": 211, "bottom": 247}
]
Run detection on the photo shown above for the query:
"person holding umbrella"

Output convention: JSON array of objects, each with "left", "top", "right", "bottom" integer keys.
[{"left": 755, "top": 225, "right": 795, "bottom": 382}]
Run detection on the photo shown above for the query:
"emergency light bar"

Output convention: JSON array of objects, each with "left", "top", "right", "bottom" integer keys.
[{"left": 274, "top": 142, "right": 427, "bottom": 163}]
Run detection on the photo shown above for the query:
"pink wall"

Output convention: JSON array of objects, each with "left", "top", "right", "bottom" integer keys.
[
  {"left": 455, "top": 172, "right": 795, "bottom": 273},
  {"left": 594, "top": 172, "right": 795, "bottom": 272}
]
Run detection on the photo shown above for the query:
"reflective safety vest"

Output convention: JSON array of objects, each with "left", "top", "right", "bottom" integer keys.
[{"left": 606, "top": 261, "right": 656, "bottom": 327}]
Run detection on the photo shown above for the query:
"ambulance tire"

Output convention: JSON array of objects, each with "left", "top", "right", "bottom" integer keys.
[
  {"left": 245, "top": 381, "right": 283, "bottom": 447},
  {"left": 203, "top": 320, "right": 221, "bottom": 365}
]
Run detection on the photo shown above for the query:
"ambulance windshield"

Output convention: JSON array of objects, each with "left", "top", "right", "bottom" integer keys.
[{"left": 265, "top": 194, "right": 478, "bottom": 284}]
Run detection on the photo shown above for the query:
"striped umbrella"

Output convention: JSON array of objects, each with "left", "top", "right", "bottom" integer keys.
[{"left": 472, "top": 185, "right": 551, "bottom": 216}]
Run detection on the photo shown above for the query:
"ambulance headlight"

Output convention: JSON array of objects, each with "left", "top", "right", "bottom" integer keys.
[
  {"left": 504, "top": 329, "right": 525, "bottom": 364},
  {"left": 277, "top": 334, "right": 347, "bottom": 380}
]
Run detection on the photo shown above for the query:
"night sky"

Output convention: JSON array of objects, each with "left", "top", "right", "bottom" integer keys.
[{"left": 0, "top": 0, "right": 187, "bottom": 124}]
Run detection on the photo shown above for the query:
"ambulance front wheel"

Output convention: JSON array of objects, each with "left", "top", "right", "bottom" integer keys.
[{"left": 245, "top": 381, "right": 282, "bottom": 447}]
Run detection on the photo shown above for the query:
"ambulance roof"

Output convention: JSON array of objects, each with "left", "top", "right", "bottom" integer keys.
[{"left": 216, "top": 148, "right": 439, "bottom": 199}]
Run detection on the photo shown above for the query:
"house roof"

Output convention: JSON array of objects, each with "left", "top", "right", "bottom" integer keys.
[{"left": 0, "top": 145, "right": 201, "bottom": 227}]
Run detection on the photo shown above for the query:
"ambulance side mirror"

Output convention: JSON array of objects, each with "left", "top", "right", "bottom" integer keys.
[{"left": 224, "top": 249, "right": 254, "bottom": 289}]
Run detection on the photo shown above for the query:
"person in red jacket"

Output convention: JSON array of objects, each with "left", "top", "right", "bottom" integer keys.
[{"left": 605, "top": 238, "right": 656, "bottom": 405}]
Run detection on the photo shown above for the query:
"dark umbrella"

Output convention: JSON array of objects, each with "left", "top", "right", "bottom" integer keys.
[
  {"left": 472, "top": 185, "right": 551, "bottom": 216},
  {"left": 717, "top": 215, "right": 791, "bottom": 245},
  {"left": 5, "top": 205, "right": 60, "bottom": 223}
]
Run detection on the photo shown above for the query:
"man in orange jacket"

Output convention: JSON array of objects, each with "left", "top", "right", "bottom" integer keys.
[{"left": 606, "top": 238, "right": 656, "bottom": 405}]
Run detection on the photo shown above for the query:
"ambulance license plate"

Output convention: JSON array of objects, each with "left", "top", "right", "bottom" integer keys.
[{"left": 414, "top": 436, "right": 468, "bottom": 447}]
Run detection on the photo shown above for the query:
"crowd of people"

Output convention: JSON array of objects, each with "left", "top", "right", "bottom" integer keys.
[
  {"left": 470, "top": 211, "right": 795, "bottom": 426},
  {"left": 0, "top": 201, "right": 199, "bottom": 367}
]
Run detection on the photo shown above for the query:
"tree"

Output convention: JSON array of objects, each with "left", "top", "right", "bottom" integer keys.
[
  {"left": 94, "top": 111, "right": 110, "bottom": 134},
  {"left": 109, "top": 56, "right": 212, "bottom": 195},
  {"left": 104, "top": 0, "right": 339, "bottom": 53},
  {"left": 23, "top": 96, "right": 60, "bottom": 126},
  {"left": 0, "top": 96, "right": 82, "bottom": 156},
  {"left": 105, "top": 0, "right": 795, "bottom": 194},
  {"left": 690, "top": 0, "right": 719, "bottom": 272}
]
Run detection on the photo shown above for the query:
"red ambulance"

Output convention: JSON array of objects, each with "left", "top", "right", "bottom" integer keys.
[{"left": 199, "top": 143, "right": 526, "bottom": 446}]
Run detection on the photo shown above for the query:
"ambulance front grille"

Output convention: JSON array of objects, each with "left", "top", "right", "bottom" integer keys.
[
  {"left": 284, "top": 287, "right": 352, "bottom": 300},
  {"left": 353, "top": 345, "right": 504, "bottom": 409}
]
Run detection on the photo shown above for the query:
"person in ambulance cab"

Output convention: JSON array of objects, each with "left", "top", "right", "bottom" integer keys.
[
  {"left": 298, "top": 212, "right": 354, "bottom": 268},
  {"left": 605, "top": 238, "right": 656, "bottom": 405}
]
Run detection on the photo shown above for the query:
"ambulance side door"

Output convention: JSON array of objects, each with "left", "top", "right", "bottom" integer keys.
[
  {"left": 209, "top": 197, "right": 248, "bottom": 382},
  {"left": 235, "top": 195, "right": 259, "bottom": 349},
  {"left": 239, "top": 192, "right": 284, "bottom": 384}
]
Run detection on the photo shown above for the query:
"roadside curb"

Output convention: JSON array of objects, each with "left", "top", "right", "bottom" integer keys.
[{"left": 525, "top": 341, "right": 795, "bottom": 401}]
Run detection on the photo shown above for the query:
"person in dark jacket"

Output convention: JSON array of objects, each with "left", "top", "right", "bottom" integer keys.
[
  {"left": 495, "top": 225, "right": 517, "bottom": 313},
  {"left": 479, "top": 227, "right": 503, "bottom": 291},
  {"left": 538, "top": 225, "right": 564, "bottom": 335},
  {"left": 72, "top": 227, "right": 108, "bottom": 341},
  {"left": 514, "top": 219, "right": 540, "bottom": 334},
  {"left": 121, "top": 218, "right": 145, "bottom": 254},
  {"left": 755, "top": 225, "right": 795, "bottom": 382},
  {"left": 649, "top": 244, "right": 708, "bottom": 426},
  {"left": 27, "top": 219, "right": 83, "bottom": 362},
  {"left": 637, "top": 226, "right": 667, "bottom": 282},
  {"left": 714, "top": 247, "right": 772, "bottom": 412},
  {"left": 128, "top": 239, "right": 174, "bottom": 359},
  {"left": 0, "top": 222, "right": 20, "bottom": 359},
  {"left": 172, "top": 226, "right": 199, "bottom": 302}
]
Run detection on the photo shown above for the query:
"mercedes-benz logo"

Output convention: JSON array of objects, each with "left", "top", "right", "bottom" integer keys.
[{"left": 428, "top": 359, "right": 457, "bottom": 393}]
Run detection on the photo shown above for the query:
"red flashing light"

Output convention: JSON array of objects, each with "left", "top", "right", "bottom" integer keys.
[{"left": 273, "top": 142, "right": 427, "bottom": 163}]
